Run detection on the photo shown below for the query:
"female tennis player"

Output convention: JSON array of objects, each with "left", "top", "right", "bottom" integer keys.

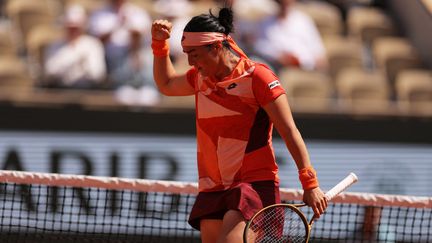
[{"left": 151, "top": 6, "right": 328, "bottom": 243}]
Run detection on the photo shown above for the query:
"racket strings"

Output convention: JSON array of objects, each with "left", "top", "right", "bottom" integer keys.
[{"left": 247, "top": 207, "right": 307, "bottom": 243}]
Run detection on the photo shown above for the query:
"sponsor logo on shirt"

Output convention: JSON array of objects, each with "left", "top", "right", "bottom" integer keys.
[
  {"left": 227, "top": 83, "right": 238, "bottom": 90},
  {"left": 268, "top": 80, "right": 281, "bottom": 90}
]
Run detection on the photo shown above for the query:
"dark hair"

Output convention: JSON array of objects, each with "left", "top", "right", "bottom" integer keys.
[{"left": 184, "top": 7, "right": 234, "bottom": 35}]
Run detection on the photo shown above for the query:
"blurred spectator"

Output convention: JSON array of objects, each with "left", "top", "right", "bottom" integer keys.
[
  {"left": 229, "top": 0, "right": 279, "bottom": 69},
  {"left": 43, "top": 5, "right": 106, "bottom": 89},
  {"left": 252, "top": 0, "right": 328, "bottom": 72},
  {"left": 109, "top": 23, "right": 153, "bottom": 89},
  {"left": 88, "top": 0, "right": 152, "bottom": 88},
  {"left": 111, "top": 21, "right": 160, "bottom": 106},
  {"left": 229, "top": 0, "right": 279, "bottom": 41}
]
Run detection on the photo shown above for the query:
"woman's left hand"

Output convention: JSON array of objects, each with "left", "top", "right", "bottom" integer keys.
[{"left": 303, "top": 187, "right": 328, "bottom": 218}]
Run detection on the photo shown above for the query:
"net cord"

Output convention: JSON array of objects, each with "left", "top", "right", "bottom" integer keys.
[{"left": 0, "top": 170, "right": 430, "bottom": 208}]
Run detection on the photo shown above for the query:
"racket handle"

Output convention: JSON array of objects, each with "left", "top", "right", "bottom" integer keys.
[{"left": 325, "top": 172, "right": 358, "bottom": 201}]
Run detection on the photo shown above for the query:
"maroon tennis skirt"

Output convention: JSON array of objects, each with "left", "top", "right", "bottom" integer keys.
[{"left": 188, "top": 180, "right": 280, "bottom": 230}]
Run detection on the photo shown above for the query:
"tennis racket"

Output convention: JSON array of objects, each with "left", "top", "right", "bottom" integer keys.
[{"left": 243, "top": 172, "right": 358, "bottom": 243}]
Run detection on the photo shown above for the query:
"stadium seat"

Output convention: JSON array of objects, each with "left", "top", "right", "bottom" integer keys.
[
  {"left": 6, "top": 0, "right": 55, "bottom": 52},
  {"left": 323, "top": 35, "right": 364, "bottom": 79},
  {"left": 347, "top": 6, "right": 396, "bottom": 47},
  {"left": 279, "top": 67, "right": 334, "bottom": 112},
  {"left": 296, "top": 0, "right": 343, "bottom": 37},
  {"left": 0, "top": 26, "right": 17, "bottom": 57},
  {"left": 25, "top": 25, "right": 63, "bottom": 80},
  {"left": 0, "top": 57, "right": 31, "bottom": 91},
  {"left": 372, "top": 37, "right": 423, "bottom": 86},
  {"left": 395, "top": 69, "right": 432, "bottom": 115},
  {"left": 335, "top": 68, "right": 391, "bottom": 114}
]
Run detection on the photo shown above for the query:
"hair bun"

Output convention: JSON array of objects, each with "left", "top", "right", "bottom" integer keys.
[{"left": 218, "top": 7, "right": 234, "bottom": 34}]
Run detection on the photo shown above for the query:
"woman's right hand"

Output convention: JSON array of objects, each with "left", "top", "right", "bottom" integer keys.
[{"left": 151, "top": 20, "right": 173, "bottom": 41}]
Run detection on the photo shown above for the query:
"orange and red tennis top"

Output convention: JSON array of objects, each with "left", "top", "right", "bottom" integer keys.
[{"left": 186, "top": 58, "right": 286, "bottom": 192}]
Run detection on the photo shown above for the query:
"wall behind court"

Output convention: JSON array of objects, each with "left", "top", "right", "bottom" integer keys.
[{"left": 1, "top": 131, "right": 430, "bottom": 197}]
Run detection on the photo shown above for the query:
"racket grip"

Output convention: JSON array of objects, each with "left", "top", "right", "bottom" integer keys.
[{"left": 325, "top": 173, "right": 358, "bottom": 201}]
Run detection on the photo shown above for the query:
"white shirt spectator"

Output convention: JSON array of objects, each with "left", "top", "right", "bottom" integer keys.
[
  {"left": 44, "top": 5, "right": 106, "bottom": 88},
  {"left": 45, "top": 35, "right": 106, "bottom": 86},
  {"left": 254, "top": 8, "right": 326, "bottom": 70}
]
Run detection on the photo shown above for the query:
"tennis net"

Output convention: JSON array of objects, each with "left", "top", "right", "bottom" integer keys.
[{"left": 0, "top": 170, "right": 430, "bottom": 243}]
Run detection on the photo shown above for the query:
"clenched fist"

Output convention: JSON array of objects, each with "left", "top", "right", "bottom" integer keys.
[{"left": 151, "top": 20, "right": 173, "bottom": 41}]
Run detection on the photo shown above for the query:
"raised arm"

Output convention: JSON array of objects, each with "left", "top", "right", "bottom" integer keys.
[
  {"left": 263, "top": 94, "right": 328, "bottom": 217},
  {"left": 151, "top": 20, "right": 195, "bottom": 96}
]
